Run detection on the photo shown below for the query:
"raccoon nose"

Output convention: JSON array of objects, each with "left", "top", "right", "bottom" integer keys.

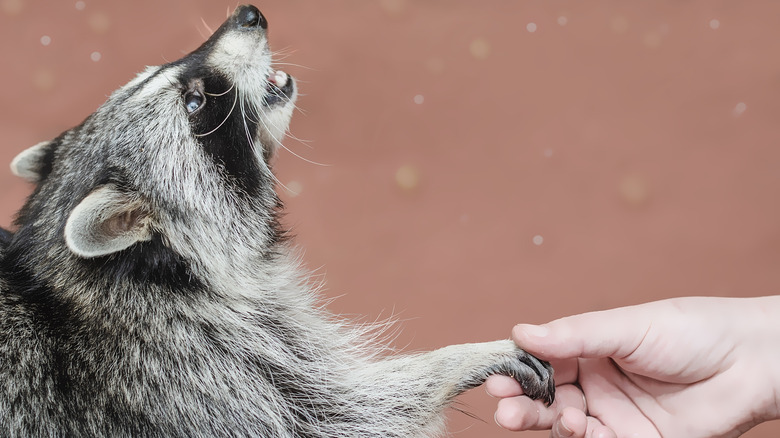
[{"left": 236, "top": 5, "right": 267, "bottom": 30}]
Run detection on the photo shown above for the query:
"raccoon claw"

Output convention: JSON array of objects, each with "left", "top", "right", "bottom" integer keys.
[{"left": 499, "top": 350, "right": 555, "bottom": 406}]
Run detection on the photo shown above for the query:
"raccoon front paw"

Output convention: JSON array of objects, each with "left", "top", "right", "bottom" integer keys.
[
  {"left": 490, "top": 349, "right": 555, "bottom": 406},
  {"left": 457, "top": 344, "right": 555, "bottom": 406}
]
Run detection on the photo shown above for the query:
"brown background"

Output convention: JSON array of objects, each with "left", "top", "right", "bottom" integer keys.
[{"left": 2, "top": 1, "right": 780, "bottom": 436}]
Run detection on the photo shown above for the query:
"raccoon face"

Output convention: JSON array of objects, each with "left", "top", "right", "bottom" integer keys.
[{"left": 11, "top": 5, "right": 296, "bottom": 272}]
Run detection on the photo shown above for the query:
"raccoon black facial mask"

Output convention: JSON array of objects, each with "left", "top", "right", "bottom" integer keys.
[{"left": 0, "top": 5, "right": 553, "bottom": 437}]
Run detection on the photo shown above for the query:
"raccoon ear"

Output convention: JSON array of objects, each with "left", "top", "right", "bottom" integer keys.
[
  {"left": 65, "top": 185, "right": 154, "bottom": 258},
  {"left": 10, "top": 140, "right": 51, "bottom": 182}
]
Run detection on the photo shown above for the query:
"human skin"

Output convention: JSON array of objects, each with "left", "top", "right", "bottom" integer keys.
[{"left": 485, "top": 296, "right": 780, "bottom": 437}]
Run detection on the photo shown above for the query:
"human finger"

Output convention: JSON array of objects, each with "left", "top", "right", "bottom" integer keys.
[
  {"left": 486, "top": 374, "right": 524, "bottom": 398},
  {"left": 511, "top": 303, "right": 660, "bottom": 360},
  {"left": 494, "top": 384, "right": 587, "bottom": 431},
  {"left": 551, "top": 411, "right": 617, "bottom": 438},
  {"left": 551, "top": 407, "right": 586, "bottom": 438},
  {"left": 586, "top": 417, "right": 617, "bottom": 438}
]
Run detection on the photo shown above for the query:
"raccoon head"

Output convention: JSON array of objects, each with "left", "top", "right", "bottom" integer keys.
[{"left": 10, "top": 5, "right": 297, "bottom": 291}]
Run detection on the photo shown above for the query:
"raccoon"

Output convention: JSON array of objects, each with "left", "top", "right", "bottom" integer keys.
[{"left": 0, "top": 5, "right": 553, "bottom": 437}]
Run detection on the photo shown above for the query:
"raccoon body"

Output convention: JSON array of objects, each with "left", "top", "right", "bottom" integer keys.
[{"left": 0, "top": 5, "right": 553, "bottom": 437}]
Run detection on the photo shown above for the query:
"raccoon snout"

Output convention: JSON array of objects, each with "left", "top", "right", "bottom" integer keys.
[{"left": 236, "top": 5, "right": 267, "bottom": 31}]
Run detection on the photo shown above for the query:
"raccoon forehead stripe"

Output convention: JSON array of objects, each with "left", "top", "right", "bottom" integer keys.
[
  {"left": 129, "top": 65, "right": 186, "bottom": 101},
  {"left": 122, "top": 66, "right": 162, "bottom": 91}
]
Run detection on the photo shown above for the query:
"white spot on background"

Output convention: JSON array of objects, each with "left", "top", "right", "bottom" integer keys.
[
  {"left": 395, "top": 164, "right": 420, "bottom": 191},
  {"left": 40, "top": 35, "right": 51, "bottom": 46},
  {"left": 558, "top": 16, "right": 568, "bottom": 26},
  {"left": 533, "top": 235, "right": 544, "bottom": 246},
  {"left": 380, "top": 0, "right": 406, "bottom": 16},
  {"left": 75, "top": 1, "right": 86, "bottom": 10},
  {"left": 413, "top": 94, "right": 424, "bottom": 105},
  {"left": 619, "top": 174, "right": 650, "bottom": 206},
  {"left": 470, "top": 37, "right": 491, "bottom": 59},
  {"left": 526, "top": 22, "right": 537, "bottom": 33},
  {"left": 90, "top": 51, "right": 102, "bottom": 62},
  {"left": 709, "top": 19, "right": 720, "bottom": 30},
  {"left": 733, "top": 102, "right": 747, "bottom": 117},
  {"left": 286, "top": 180, "right": 303, "bottom": 197},
  {"left": 2, "top": 0, "right": 24, "bottom": 16}
]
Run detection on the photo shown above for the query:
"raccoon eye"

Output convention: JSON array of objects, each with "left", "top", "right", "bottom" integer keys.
[{"left": 185, "top": 90, "right": 205, "bottom": 114}]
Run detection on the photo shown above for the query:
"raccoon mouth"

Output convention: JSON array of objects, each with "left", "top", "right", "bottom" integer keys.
[{"left": 263, "top": 70, "right": 293, "bottom": 106}]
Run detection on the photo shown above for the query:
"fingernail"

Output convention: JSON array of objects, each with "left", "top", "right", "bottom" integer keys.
[
  {"left": 559, "top": 415, "right": 573, "bottom": 436},
  {"left": 484, "top": 380, "right": 496, "bottom": 398},
  {"left": 494, "top": 411, "right": 502, "bottom": 428},
  {"left": 552, "top": 415, "right": 573, "bottom": 437},
  {"left": 517, "top": 323, "right": 549, "bottom": 338}
]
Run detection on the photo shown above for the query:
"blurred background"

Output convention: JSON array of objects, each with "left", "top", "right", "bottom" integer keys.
[{"left": 2, "top": 0, "right": 780, "bottom": 436}]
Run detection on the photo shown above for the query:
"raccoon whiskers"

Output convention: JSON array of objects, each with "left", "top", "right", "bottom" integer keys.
[
  {"left": 270, "top": 56, "right": 315, "bottom": 74},
  {"left": 204, "top": 83, "right": 235, "bottom": 97},
  {"left": 273, "top": 62, "right": 314, "bottom": 71},
  {"left": 286, "top": 133, "right": 314, "bottom": 148},
  {"left": 253, "top": 104, "right": 328, "bottom": 167},
  {"left": 237, "top": 96, "right": 294, "bottom": 194},
  {"left": 194, "top": 88, "right": 239, "bottom": 138},
  {"left": 241, "top": 89, "right": 326, "bottom": 167},
  {"left": 270, "top": 47, "right": 298, "bottom": 62},
  {"left": 280, "top": 135, "right": 323, "bottom": 165},
  {"left": 278, "top": 142, "right": 330, "bottom": 167}
]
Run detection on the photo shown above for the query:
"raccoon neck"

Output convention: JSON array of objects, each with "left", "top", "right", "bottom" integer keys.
[
  {"left": 4, "top": 221, "right": 302, "bottom": 322},
  {"left": 3, "top": 234, "right": 340, "bottom": 356}
]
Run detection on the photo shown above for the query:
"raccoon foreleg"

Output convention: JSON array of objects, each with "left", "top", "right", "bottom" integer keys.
[
  {"left": 413, "top": 339, "right": 554, "bottom": 405},
  {"left": 350, "top": 340, "right": 554, "bottom": 436}
]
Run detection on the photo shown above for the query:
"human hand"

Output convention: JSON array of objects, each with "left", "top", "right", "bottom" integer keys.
[{"left": 486, "top": 296, "right": 780, "bottom": 437}]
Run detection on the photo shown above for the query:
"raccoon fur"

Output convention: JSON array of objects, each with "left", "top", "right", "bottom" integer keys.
[{"left": 0, "top": 5, "right": 554, "bottom": 437}]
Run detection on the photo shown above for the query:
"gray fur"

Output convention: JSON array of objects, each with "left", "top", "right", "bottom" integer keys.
[
  {"left": 0, "top": 5, "right": 553, "bottom": 437},
  {"left": 9, "top": 140, "right": 49, "bottom": 183}
]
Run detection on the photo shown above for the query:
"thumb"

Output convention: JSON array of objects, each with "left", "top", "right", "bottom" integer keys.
[{"left": 513, "top": 303, "right": 656, "bottom": 361}]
